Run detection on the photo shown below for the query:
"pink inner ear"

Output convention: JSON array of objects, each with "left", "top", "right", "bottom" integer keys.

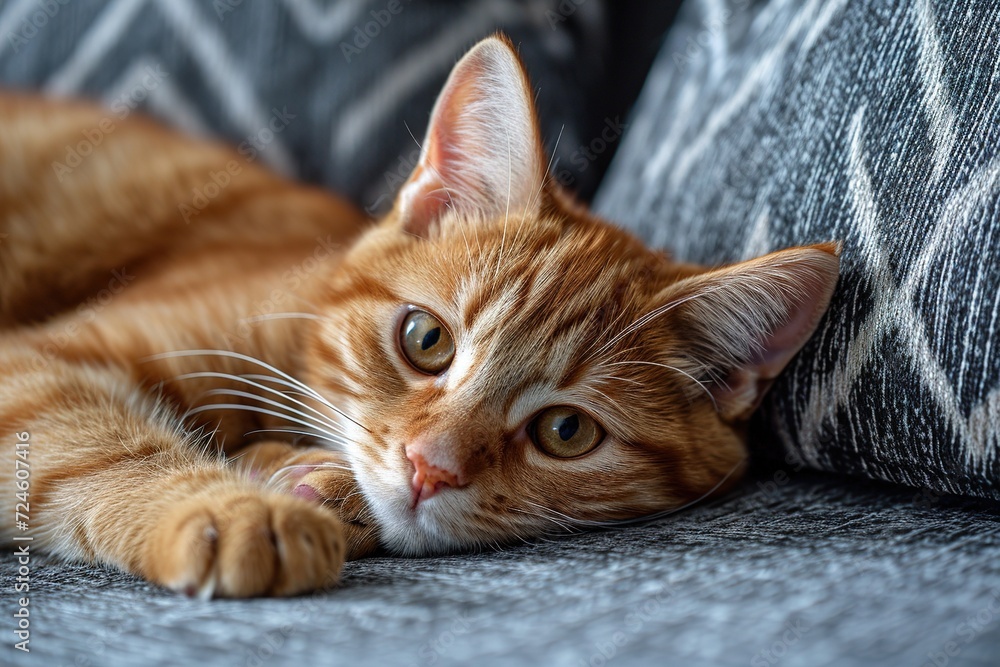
[
  {"left": 393, "top": 36, "right": 546, "bottom": 236},
  {"left": 398, "top": 164, "right": 451, "bottom": 237},
  {"left": 673, "top": 244, "right": 841, "bottom": 422},
  {"left": 751, "top": 285, "right": 833, "bottom": 381},
  {"left": 712, "top": 368, "right": 765, "bottom": 421},
  {"left": 712, "top": 297, "right": 829, "bottom": 421}
]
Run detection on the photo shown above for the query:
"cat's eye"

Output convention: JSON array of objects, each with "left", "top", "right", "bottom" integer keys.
[
  {"left": 399, "top": 309, "right": 455, "bottom": 374},
  {"left": 531, "top": 407, "right": 604, "bottom": 458}
]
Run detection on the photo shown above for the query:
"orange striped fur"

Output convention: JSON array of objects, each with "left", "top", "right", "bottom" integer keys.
[{"left": 0, "top": 36, "right": 839, "bottom": 597}]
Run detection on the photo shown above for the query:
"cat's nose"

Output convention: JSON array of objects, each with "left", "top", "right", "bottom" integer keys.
[{"left": 406, "top": 441, "right": 466, "bottom": 507}]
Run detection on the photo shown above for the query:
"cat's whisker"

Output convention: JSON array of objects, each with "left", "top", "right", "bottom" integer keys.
[
  {"left": 238, "top": 373, "right": 371, "bottom": 434},
  {"left": 248, "top": 384, "right": 349, "bottom": 413},
  {"left": 525, "top": 123, "right": 564, "bottom": 220},
  {"left": 583, "top": 385, "right": 630, "bottom": 421},
  {"left": 510, "top": 506, "right": 578, "bottom": 534},
  {"left": 586, "top": 458, "right": 747, "bottom": 528},
  {"left": 522, "top": 500, "right": 616, "bottom": 530},
  {"left": 242, "top": 427, "right": 352, "bottom": 449},
  {"left": 603, "top": 360, "right": 718, "bottom": 410},
  {"left": 536, "top": 462, "right": 745, "bottom": 531},
  {"left": 268, "top": 464, "right": 308, "bottom": 489},
  {"left": 334, "top": 490, "right": 366, "bottom": 504},
  {"left": 266, "top": 461, "right": 354, "bottom": 489},
  {"left": 582, "top": 304, "right": 635, "bottom": 358},
  {"left": 586, "top": 286, "right": 726, "bottom": 362},
  {"left": 173, "top": 371, "right": 350, "bottom": 437},
  {"left": 183, "top": 403, "right": 349, "bottom": 451},
  {"left": 240, "top": 312, "right": 322, "bottom": 324},
  {"left": 593, "top": 374, "right": 645, "bottom": 388},
  {"left": 200, "top": 387, "right": 349, "bottom": 439},
  {"left": 147, "top": 349, "right": 369, "bottom": 432},
  {"left": 286, "top": 293, "right": 324, "bottom": 312}
]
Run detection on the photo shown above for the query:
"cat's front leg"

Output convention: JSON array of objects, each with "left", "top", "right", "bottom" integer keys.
[
  {"left": 235, "top": 441, "right": 380, "bottom": 559},
  {"left": 0, "top": 347, "right": 345, "bottom": 597}
]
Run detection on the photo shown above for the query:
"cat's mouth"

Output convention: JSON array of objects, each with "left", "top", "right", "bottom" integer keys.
[
  {"left": 351, "top": 460, "right": 474, "bottom": 555},
  {"left": 408, "top": 453, "right": 462, "bottom": 510}
]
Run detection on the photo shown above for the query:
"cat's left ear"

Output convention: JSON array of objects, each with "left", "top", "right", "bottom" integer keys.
[
  {"left": 656, "top": 243, "right": 841, "bottom": 422},
  {"left": 394, "top": 35, "right": 548, "bottom": 236}
]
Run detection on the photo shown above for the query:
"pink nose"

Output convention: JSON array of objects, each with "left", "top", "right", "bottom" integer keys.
[{"left": 406, "top": 445, "right": 464, "bottom": 507}]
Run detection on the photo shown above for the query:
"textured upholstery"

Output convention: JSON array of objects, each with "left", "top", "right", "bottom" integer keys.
[
  {"left": 0, "top": 0, "right": 609, "bottom": 210},
  {"left": 5, "top": 472, "right": 1000, "bottom": 666},
  {"left": 597, "top": 0, "right": 1000, "bottom": 500},
  {"left": 3, "top": 2, "right": 1000, "bottom": 666}
]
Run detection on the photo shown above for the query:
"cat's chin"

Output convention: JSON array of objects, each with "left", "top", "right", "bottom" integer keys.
[
  {"left": 382, "top": 510, "right": 473, "bottom": 557},
  {"left": 359, "top": 480, "right": 478, "bottom": 556}
]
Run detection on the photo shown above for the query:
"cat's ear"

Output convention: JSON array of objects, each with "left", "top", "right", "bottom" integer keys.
[
  {"left": 657, "top": 243, "right": 841, "bottom": 422},
  {"left": 394, "top": 35, "right": 547, "bottom": 236}
]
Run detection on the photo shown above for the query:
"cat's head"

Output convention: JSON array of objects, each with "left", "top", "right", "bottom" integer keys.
[{"left": 304, "top": 36, "right": 839, "bottom": 555}]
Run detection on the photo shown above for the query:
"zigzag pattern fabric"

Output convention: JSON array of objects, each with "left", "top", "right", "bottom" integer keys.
[
  {"left": 597, "top": 0, "right": 1000, "bottom": 499},
  {"left": 0, "top": 0, "right": 608, "bottom": 213}
]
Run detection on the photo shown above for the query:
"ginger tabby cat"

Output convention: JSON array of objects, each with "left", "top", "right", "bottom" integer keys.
[{"left": 0, "top": 36, "right": 839, "bottom": 597}]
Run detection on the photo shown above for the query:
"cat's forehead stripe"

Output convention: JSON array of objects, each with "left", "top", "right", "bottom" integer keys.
[
  {"left": 444, "top": 262, "right": 631, "bottom": 422},
  {"left": 462, "top": 259, "right": 542, "bottom": 330}
]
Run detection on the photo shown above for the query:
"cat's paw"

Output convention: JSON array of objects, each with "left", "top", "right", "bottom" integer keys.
[
  {"left": 238, "top": 441, "right": 348, "bottom": 494},
  {"left": 144, "top": 489, "right": 345, "bottom": 598},
  {"left": 236, "top": 441, "right": 380, "bottom": 559}
]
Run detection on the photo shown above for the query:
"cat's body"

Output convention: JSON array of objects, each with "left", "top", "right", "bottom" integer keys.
[{"left": 0, "top": 37, "right": 839, "bottom": 597}]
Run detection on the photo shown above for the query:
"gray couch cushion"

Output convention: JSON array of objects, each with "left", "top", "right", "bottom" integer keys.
[
  {"left": 0, "top": 0, "right": 609, "bottom": 212},
  {"left": 596, "top": 0, "right": 1000, "bottom": 500},
  {"left": 6, "top": 472, "right": 1000, "bottom": 666},
  {"left": 5, "top": 4, "right": 1000, "bottom": 667}
]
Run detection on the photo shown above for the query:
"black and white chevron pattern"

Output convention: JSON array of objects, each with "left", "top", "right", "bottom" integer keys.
[
  {"left": 597, "top": 0, "right": 1000, "bottom": 499},
  {"left": 0, "top": 0, "right": 608, "bottom": 212}
]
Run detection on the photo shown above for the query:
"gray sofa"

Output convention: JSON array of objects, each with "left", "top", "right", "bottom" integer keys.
[
  {"left": 10, "top": 472, "right": 1000, "bottom": 667},
  {"left": 3, "top": 1, "right": 999, "bottom": 666}
]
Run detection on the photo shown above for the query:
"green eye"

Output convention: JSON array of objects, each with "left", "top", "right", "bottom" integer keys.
[
  {"left": 531, "top": 407, "right": 604, "bottom": 458},
  {"left": 400, "top": 309, "right": 455, "bottom": 374}
]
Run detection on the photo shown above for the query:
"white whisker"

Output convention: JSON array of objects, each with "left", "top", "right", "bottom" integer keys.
[
  {"left": 200, "top": 387, "right": 348, "bottom": 438},
  {"left": 241, "top": 312, "right": 322, "bottom": 324},
  {"left": 184, "top": 403, "right": 348, "bottom": 450},
  {"left": 587, "top": 286, "right": 725, "bottom": 362},
  {"left": 604, "top": 360, "right": 718, "bottom": 411},
  {"left": 525, "top": 123, "right": 564, "bottom": 219},
  {"left": 510, "top": 507, "right": 577, "bottom": 534},
  {"left": 267, "top": 462, "right": 353, "bottom": 489},
  {"left": 590, "top": 458, "right": 747, "bottom": 528},
  {"left": 173, "top": 371, "right": 349, "bottom": 436},
  {"left": 243, "top": 427, "right": 345, "bottom": 446},
  {"left": 146, "top": 349, "right": 369, "bottom": 432}
]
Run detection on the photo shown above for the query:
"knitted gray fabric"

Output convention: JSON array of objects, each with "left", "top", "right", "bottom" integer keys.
[
  {"left": 597, "top": 0, "right": 1000, "bottom": 500},
  {"left": 4, "top": 3, "right": 1000, "bottom": 667},
  {"left": 5, "top": 472, "right": 1000, "bottom": 667},
  {"left": 0, "top": 0, "right": 608, "bottom": 212}
]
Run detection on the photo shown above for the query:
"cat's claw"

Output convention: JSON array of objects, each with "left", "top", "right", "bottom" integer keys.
[
  {"left": 292, "top": 483, "right": 325, "bottom": 503},
  {"left": 234, "top": 441, "right": 380, "bottom": 560},
  {"left": 144, "top": 485, "right": 345, "bottom": 598}
]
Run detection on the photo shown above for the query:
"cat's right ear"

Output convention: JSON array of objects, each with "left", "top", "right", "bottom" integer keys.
[
  {"left": 392, "top": 35, "right": 548, "bottom": 236},
  {"left": 654, "top": 243, "right": 841, "bottom": 423}
]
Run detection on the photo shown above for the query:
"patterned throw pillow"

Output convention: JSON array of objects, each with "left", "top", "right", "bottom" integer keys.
[
  {"left": 596, "top": 0, "right": 1000, "bottom": 499},
  {"left": 0, "top": 0, "right": 609, "bottom": 211}
]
